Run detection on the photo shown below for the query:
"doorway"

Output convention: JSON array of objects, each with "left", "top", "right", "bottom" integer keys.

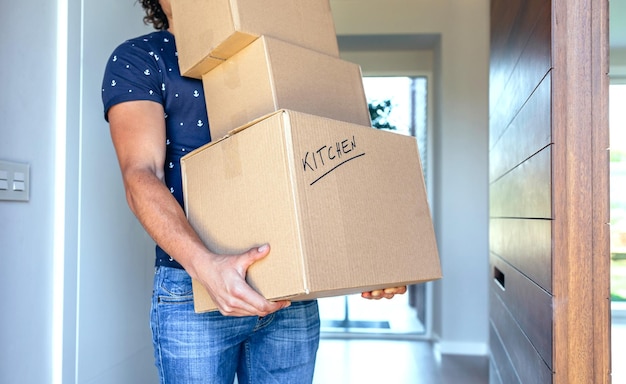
[{"left": 319, "top": 76, "right": 433, "bottom": 337}]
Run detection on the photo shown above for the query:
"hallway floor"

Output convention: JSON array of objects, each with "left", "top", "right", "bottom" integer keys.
[
  {"left": 312, "top": 312, "right": 626, "bottom": 384},
  {"left": 313, "top": 339, "right": 489, "bottom": 384}
]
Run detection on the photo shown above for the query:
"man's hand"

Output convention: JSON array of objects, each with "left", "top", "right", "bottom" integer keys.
[
  {"left": 192, "top": 244, "right": 291, "bottom": 317},
  {"left": 361, "top": 286, "right": 407, "bottom": 300}
]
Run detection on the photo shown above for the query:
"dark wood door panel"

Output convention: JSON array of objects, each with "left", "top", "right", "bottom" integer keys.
[
  {"left": 489, "top": 325, "right": 520, "bottom": 384},
  {"left": 490, "top": 218, "right": 552, "bottom": 292},
  {"left": 490, "top": 253, "right": 553, "bottom": 367},
  {"left": 489, "top": 0, "right": 523, "bottom": 86},
  {"left": 490, "top": 0, "right": 551, "bottom": 149},
  {"left": 489, "top": 74, "right": 551, "bottom": 183},
  {"left": 490, "top": 0, "right": 548, "bottom": 117},
  {"left": 490, "top": 289, "right": 553, "bottom": 384},
  {"left": 490, "top": 146, "right": 552, "bottom": 219}
]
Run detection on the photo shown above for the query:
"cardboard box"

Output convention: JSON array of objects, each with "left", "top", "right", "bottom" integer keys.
[
  {"left": 181, "top": 110, "right": 441, "bottom": 313},
  {"left": 171, "top": 0, "right": 340, "bottom": 79},
  {"left": 202, "top": 36, "right": 371, "bottom": 140}
]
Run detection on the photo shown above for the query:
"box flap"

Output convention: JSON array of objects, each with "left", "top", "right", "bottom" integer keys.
[{"left": 226, "top": 110, "right": 285, "bottom": 136}]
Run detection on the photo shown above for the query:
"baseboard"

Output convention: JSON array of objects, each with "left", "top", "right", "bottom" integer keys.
[{"left": 435, "top": 341, "right": 489, "bottom": 356}]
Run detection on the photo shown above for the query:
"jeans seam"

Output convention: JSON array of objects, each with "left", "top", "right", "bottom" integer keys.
[
  {"left": 245, "top": 341, "right": 252, "bottom": 384},
  {"left": 152, "top": 269, "right": 167, "bottom": 384}
]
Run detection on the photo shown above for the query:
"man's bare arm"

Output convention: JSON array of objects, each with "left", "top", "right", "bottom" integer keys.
[{"left": 107, "top": 100, "right": 289, "bottom": 316}]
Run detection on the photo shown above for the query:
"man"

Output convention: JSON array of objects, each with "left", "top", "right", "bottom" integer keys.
[{"left": 102, "top": 1, "right": 405, "bottom": 382}]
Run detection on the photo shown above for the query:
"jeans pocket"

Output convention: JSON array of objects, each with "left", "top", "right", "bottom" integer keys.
[{"left": 156, "top": 267, "right": 194, "bottom": 304}]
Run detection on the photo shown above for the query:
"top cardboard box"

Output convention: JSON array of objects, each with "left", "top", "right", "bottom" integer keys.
[
  {"left": 181, "top": 110, "right": 442, "bottom": 312},
  {"left": 171, "top": 0, "right": 340, "bottom": 79}
]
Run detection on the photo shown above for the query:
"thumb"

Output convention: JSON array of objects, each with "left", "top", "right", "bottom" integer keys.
[{"left": 243, "top": 244, "right": 271, "bottom": 267}]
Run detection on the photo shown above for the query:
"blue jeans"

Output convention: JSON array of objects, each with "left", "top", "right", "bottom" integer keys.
[{"left": 150, "top": 266, "right": 320, "bottom": 384}]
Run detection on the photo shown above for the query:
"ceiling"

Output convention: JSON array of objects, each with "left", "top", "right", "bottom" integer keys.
[{"left": 338, "top": 2, "right": 626, "bottom": 51}]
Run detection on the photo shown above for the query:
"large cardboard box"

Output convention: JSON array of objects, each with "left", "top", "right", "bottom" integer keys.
[
  {"left": 202, "top": 36, "right": 371, "bottom": 140},
  {"left": 181, "top": 110, "right": 441, "bottom": 313},
  {"left": 171, "top": 0, "right": 340, "bottom": 79}
]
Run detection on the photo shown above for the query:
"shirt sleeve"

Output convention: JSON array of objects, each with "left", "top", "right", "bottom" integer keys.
[{"left": 101, "top": 41, "right": 164, "bottom": 121}]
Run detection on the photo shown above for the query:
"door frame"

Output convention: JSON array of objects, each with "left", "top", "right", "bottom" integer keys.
[{"left": 551, "top": 0, "right": 611, "bottom": 382}]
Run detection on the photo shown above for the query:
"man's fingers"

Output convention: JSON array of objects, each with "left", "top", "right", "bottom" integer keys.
[
  {"left": 361, "top": 286, "right": 408, "bottom": 300},
  {"left": 384, "top": 286, "right": 407, "bottom": 295}
]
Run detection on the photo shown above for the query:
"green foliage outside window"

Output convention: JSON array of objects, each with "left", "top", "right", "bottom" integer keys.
[{"left": 368, "top": 100, "right": 396, "bottom": 130}]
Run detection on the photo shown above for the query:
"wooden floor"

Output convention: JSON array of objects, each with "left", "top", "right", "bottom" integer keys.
[{"left": 313, "top": 339, "right": 489, "bottom": 384}]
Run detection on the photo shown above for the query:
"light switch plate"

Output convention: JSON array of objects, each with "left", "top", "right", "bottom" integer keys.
[{"left": 0, "top": 160, "right": 30, "bottom": 202}]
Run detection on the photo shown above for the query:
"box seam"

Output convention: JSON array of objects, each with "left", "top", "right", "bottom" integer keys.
[
  {"left": 262, "top": 37, "right": 280, "bottom": 110},
  {"left": 229, "top": 0, "right": 241, "bottom": 29},
  {"left": 281, "top": 111, "right": 310, "bottom": 295}
]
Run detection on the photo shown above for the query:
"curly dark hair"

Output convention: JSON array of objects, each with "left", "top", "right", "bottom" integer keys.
[{"left": 139, "top": 0, "right": 169, "bottom": 30}]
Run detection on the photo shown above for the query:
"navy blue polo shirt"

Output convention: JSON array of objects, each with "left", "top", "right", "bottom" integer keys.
[{"left": 102, "top": 30, "right": 211, "bottom": 269}]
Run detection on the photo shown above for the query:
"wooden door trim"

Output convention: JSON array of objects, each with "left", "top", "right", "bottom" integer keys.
[
  {"left": 551, "top": 0, "right": 610, "bottom": 383},
  {"left": 591, "top": 0, "right": 611, "bottom": 381}
]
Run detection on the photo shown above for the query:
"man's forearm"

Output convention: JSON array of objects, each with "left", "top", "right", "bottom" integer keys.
[{"left": 123, "top": 168, "right": 209, "bottom": 279}]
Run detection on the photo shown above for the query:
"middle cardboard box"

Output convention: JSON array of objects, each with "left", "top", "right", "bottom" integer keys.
[
  {"left": 202, "top": 36, "right": 372, "bottom": 140},
  {"left": 181, "top": 110, "right": 442, "bottom": 313}
]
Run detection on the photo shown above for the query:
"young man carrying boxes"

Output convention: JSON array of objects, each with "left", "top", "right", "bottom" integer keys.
[{"left": 103, "top": 0, "right": 439, "bottom": 382}]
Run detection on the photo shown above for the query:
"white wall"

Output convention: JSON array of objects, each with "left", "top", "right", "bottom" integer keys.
[
  {"left": 0, "top": 1, "right": 58, "bottom": 383},
  {"left": 0, "top": 1, "right": 158, "bottom": 383},
  {"left": 331, "top": 0, "right": 491, "bottom": 354}
]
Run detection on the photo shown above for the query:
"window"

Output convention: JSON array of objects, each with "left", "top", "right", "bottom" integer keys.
[{"left": 611, "top": 83, "right": 626, "bottom": 304}]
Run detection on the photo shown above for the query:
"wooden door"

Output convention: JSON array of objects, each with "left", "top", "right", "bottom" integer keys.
[{"left": 489, "top": 0, "right": 611, "bottom": 383}]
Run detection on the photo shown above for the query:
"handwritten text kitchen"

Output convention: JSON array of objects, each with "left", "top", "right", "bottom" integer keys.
[{"left": 301, "top": 135, "right": 366, "bottom": 186}]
